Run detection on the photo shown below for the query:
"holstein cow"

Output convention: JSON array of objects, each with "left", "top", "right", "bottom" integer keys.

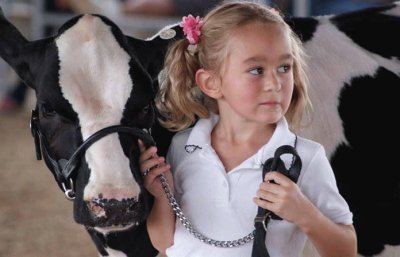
[
  {"left": 0, "top": 7, "right": 179, "bottom": 257},
  {"left": 0, "top": 2, "right": 399, "bottom": 257}
]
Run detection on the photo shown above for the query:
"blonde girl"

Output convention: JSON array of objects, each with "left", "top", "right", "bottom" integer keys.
[{"left": 139, "top": 2, "right": 357, "bottom": 257}]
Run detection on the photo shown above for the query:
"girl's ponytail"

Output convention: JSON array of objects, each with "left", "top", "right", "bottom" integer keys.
[{"left": 156, "top": 39, "right": 210, "bottom": 131}]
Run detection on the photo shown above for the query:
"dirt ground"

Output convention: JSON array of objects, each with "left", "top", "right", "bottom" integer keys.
[{"left": 0, "top": 109, "right": 97, "bottom": 257}]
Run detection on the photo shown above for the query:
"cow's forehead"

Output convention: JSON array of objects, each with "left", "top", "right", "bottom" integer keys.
[{"left": 55, "top": 15, "right": 133, "bottom": 138}]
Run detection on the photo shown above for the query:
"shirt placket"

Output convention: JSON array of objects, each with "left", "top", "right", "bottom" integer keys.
[{"left": 200, "top": 146, "right": 231, "bottom": 206}]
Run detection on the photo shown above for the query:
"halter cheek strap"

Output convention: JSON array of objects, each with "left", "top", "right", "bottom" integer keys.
[{"left": 30, "top": 108, "right": 156, "bottom": 200}]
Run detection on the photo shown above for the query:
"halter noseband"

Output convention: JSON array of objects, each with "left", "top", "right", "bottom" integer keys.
[{"left": 30, "top": 108, "right": 155, "bottom": 200}]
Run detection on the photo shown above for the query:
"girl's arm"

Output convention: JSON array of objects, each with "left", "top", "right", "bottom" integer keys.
[
  {"left": 147, "top": 191, "right": 175, "bottom": 254},
  {"left": 296, "top": 202, "right": 357, "bottom": 257},
  {"left": 254, "top": 171, "right": 357, "bottom": 257},
  {"left": 139, "top": 140, "right": 176, "bottom": 254}
]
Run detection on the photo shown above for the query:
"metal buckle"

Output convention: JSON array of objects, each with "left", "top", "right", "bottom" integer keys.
[{"left": 254, "top": 212, "right": 271, "bottom": 231}]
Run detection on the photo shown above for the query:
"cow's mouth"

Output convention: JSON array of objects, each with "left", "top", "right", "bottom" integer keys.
[{"left": 94, "top": 223, "right": 137, "bottom": 234}]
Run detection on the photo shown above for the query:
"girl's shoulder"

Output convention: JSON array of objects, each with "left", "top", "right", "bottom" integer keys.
[
  {"left": 171, "top": 127, "right": 193, "bottom": 148},
  {"left": 296, "top": 135, "right": 324, "bottom": 153},
  {"left": 167, "top": 127, "right": 194, "bottom": 158},
  {"left": 295, "top": 135, "right": 327, "bottom": 166}
]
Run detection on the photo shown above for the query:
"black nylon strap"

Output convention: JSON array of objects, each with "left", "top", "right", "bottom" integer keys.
[{"left": 251, "top": 140, "right": 302, "bottom": 257}]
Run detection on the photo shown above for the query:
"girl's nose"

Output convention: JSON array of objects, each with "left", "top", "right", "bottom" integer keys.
[{"left": 263, "top": 72, "right": 281, "bottom": 91}]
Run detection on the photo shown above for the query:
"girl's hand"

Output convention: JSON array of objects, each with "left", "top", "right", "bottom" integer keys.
[
  {"left": 253, "top": 171, "right": 314, "bottom": 225},
  {"left": 138, "top": 139, "right": 174, "bottom": 199}
]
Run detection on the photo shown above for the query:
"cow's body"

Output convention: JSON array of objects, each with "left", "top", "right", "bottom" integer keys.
[{"left": 0, "top": 2, "right": 399, "bottom": 257}]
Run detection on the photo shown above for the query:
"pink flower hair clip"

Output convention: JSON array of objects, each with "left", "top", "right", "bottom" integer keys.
[
  {"left": 270, "top": 8, "right": 280, "bottom": 16},
  {"left": 180, "top": 14, "right": 204, "bottom": 54}
]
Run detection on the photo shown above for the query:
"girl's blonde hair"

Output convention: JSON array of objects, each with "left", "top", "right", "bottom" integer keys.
[{"left": 156, "top": 1, "right": 311, "bottom": 132}]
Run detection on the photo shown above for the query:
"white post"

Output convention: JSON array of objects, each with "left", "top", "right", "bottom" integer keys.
[
  {"left": 0, "top": 0, "right": 11, "bottom": 95},
  {"left": 292, "top": 0, "right": 311, "bottom": 17}
]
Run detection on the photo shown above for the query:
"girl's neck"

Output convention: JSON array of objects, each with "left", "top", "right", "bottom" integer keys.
[
  {"left": 211, "top": 115, "right": 276, "bottom": 147},
  {"left": 210, "top": 116, "right": 277, "bottom": 172}
]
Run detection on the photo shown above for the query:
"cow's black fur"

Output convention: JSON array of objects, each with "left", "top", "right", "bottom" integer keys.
[
  {"left": 1, "top": 2, "right": 400, "bottom": 257},
  {"left": 286, "top": 5, "right": 400, "bottom": 256}
]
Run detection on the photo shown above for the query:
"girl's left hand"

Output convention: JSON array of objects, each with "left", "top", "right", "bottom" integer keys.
[{"left": 253, "top": 171, "right": 313, "bottom": 225}]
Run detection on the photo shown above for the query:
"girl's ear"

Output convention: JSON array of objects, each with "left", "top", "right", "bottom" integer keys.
[{"left": 195, "top": 68, "right": 222, "bottom": 99}]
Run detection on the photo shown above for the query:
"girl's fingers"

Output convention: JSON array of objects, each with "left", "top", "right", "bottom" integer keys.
[
  {"left": 141, "top": 156, "right": 165, "bottom": 172},
  {"left": 259, "top": 180, "right": 282, "bottom": 194},
  {"left": 139, "top": 146, "right": 158, "bottom": 163},
  {"left": 138, "top": 139, "right": 145, "bottom": 152},
  {"left": 264, "top": 171, "right": 291, "bottom": 186},
  {"left": 253, "top": 197, "right": 274, "bottom": 211},
  {"left": 257, "top": 189, "right": 279, "bottom": 203},
  {"left": 143, "top": 163, "right": 170, "bottom": 187}
]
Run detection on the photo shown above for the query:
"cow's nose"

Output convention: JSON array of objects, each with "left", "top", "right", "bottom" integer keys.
[{"left": 87, "top": 196, "right": 140, "bottom": 218}]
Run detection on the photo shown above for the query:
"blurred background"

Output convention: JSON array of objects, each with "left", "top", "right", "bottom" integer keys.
[{"left": 0, "top": 0, "right": 395, "bottom": 256}]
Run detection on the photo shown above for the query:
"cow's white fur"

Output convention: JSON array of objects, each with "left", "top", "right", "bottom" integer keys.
[
  {"left": 56, "top": 15, "right": 141, "bottom": 203},
  {"left": 300, "top": 19, "right": 381, "bottom": 156},
  {"left": 384, "top": 1, "right": 400, "bottom": 16},
  {"left": 102, "top": 248, "right": 128, "bottom": 257}
]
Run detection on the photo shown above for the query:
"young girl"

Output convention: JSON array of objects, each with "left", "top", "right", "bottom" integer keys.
[{"left": 139, "top": 2, "right": 357, "bottom": 257}]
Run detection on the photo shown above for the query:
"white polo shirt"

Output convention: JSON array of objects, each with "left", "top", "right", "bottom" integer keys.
[{"left": 165, "top": 114, "right": 353, "bottom": 257}]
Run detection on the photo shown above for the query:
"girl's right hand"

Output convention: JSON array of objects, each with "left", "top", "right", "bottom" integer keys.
[{"left": 138, "top": 139, "right": 173, "bottom": 199}]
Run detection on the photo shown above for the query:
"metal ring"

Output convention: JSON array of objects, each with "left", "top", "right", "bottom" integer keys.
[
  {"left": 64, "top": 189, "right": 76, "bottom": 200},
  {"left": 61, "top": 178, "right": 76, "bottom": 201},
  {"left": 142, "top": 168, "right": 150, "bottom": 177}
]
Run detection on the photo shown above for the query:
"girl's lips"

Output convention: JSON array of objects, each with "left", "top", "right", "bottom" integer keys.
[{"left": 261, "top": 101, "right": 280, "bottom": 106}]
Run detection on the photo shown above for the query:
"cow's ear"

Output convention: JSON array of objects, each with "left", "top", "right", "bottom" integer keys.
[
  {"left": 0, "top": 7, "right": 46, "bottom": 89},
  {"left": 126, "top": 24, "right": 183, "bottom": 81}
]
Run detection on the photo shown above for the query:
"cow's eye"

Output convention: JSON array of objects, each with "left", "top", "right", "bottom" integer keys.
[
  {"left": 142, "top": 104, "right": 151, "bottom": 114},
  {"left": 42, "top": 103, "right": 56, "bottom": 117}
]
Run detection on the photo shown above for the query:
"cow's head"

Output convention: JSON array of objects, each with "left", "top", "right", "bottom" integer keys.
[{"left": 0, "top": 8, "right": 179, "bottom": 233}]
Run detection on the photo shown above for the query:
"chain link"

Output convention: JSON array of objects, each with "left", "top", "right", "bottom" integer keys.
[{"left": 159, "top": 174, "right": 255, "bottom": 248}]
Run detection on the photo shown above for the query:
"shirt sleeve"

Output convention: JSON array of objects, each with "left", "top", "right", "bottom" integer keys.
[{"left": 299, "top": 145, "right": 353, "bottom": 225}]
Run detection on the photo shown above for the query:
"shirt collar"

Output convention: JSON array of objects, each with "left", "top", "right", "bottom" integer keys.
[
  {"left": 185, "top": 114, "right": 295, "bottom": 155},
  {"left": 185, "top": 114, "right": 218, "bottom": 152}
]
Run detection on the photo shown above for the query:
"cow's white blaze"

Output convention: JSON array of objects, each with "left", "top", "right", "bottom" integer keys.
[
  {"left": 300, "top": 19, "right": 381, "bottom": 156},
  {"left": 56, "top": 15, "right": 140, "bottom": 201},
  {"left": 103, "top": 247, "right": 128, "bottom": 257}
]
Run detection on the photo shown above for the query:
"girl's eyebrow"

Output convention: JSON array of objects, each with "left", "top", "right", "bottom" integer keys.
[{"left": 243, "top": 53, "right": 293, "bottom": 63}]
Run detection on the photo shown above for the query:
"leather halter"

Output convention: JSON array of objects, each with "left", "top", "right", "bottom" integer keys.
[{"left": 30, "top": 108, "right": 155, "bottom": 200}]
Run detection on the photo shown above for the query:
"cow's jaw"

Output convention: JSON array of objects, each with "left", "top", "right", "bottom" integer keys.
[{"left": 55, "top": 15, "right": 140, "bottom": 229}]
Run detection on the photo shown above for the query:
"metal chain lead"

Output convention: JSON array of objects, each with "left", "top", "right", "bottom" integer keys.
[{"left": 159, "top": 174, "right": 255, "bottom": 248}]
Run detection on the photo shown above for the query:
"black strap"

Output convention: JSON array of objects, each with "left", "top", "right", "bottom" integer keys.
[{"left": 251, "top": 140, "right": 302, "bottom": 257}]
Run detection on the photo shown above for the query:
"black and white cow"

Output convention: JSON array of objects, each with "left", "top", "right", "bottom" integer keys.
[
  {"left": 0, "top": 8, "right": 181, "bottom": 257},
  {"left": 288, "top": 3, "right": 400, "bottom": 256},
  {"left": 1, "top": 2, "right": 399, "bottom": 257}
]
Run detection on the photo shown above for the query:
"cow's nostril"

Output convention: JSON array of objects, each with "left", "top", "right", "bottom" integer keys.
[{"left": 88, "top": 200, "right": 106, "bottom": 217}]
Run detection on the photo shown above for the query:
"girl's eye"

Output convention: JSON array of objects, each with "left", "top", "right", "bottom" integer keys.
[
  {"left": 249, "top": 67, "right": 264, "bottom": 75},
  {"left": 277, "top": 64, "right": 291, "bottom": 73}
]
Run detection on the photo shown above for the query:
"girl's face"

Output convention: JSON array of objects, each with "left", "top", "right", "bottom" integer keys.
[{"left": 215, "top": 22, "right": 294, "bottom": 125}]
